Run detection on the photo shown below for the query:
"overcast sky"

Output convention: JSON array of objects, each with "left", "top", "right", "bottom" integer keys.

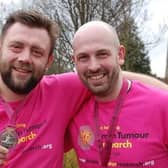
[
  {"left": 1, "top": 0, "right": 168, "bottom": 78},
  {"left": 144, "top": 0, "right": 168, "bottom": 78}
]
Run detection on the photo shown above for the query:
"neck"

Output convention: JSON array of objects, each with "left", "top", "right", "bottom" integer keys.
[
  {"left": 95, "top": 73, "right": 123, "bottom": 102},
  {"left": 0, "top": 76, "right": 26, "bottom": 102}
]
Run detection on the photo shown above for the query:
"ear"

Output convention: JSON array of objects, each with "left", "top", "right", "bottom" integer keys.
[
  {"left": 71, "top": 55, "right": 75, "bottom": 63},
  {"left": 118, "top": 45, "right": 125, "bottom": 65},
  {"left": 71, "top": 55, "right": 78, "bottom": 72},
  {"left": 0, "top": 39, "right": 2, "bottom": 50},
  {"left": 46, "top": 54, "right": 54, "bottom": 70}
]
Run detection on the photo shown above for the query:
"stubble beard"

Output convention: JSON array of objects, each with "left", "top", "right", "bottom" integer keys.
[
  {"left": 80, "top": 66, "right": 121, "bottom": 97},
  {"left": 0, "top": 66, "right": 44, "bottom": 94}
]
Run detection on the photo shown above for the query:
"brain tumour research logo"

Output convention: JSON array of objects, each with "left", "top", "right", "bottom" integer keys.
[{"left": 78, "top": 125, "right": 95, "bottom": 150}]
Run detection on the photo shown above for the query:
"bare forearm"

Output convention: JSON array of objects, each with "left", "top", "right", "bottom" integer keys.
[
  {"left": 123, "top": 71, "right": 168, "bottom": 91},
  {"left": 0, "top": 145, "right": 8, "bottom": 165}
]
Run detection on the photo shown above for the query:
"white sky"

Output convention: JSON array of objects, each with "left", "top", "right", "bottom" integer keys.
[
  {"left": 1, "top": 0, "right": 168, "bottom": 78},
  {"left": 144, "top": 0, "right": 168, "bottom": 77}
]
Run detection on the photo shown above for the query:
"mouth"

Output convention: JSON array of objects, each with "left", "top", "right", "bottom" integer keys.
[
  {"left": 86, "top": 72, "right": 107, "bottom": 86},
  {"left": 88, "top": 73, "right": 105, "bottom": 80},
  {"left": 13, "top": 66, "right": 32, "bottom": 74},
  {"left": 12, "top": 66, "right": 32, "bottom": 79}
]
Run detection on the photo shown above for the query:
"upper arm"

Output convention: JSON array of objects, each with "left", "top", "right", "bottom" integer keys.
[{"left": 122, "top": 71, "right": 168, "bottom": 91}]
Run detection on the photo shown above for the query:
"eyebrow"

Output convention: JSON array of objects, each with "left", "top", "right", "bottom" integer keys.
[
  {"left": 76, "top": 52, "right": 88, "bottom": 57},
  {"left": 31, "top": 45, "right": 44, "bottom": 51},
  {"left": 9, "top": 41, "right": 45, "bottom": 51},
  {"left": 96, "top": 49, "right": 110, "bottom": 52},
  {"left": 9, "top": 41, "right": 23, "bottom": 45}
]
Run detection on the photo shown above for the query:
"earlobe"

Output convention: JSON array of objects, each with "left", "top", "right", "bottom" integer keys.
[
  {"left": 0, "top": 40, "right": 2, "bottom": 50},
  {"left": 118, "top": 45, "right": 125, "bottom": 65},
  {"left": 45, "top": 67, "right": 49, "bottom": 72},
  {"left": 71, "top": 55, "right": 75, "bottom": 63},
  {"left": 47, "top": 54, "right": 54, "bottom": 68},
  {"left": 71, "top": 55, "right": 78, "bottom": 72}
]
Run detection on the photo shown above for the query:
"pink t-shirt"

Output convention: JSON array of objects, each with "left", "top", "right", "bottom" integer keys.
[
  {"left": 0, "top": 72, "right": 89, "bottom": 168},
  {"left": 68, "top": 80, "right": 168, "bottom": 168}
]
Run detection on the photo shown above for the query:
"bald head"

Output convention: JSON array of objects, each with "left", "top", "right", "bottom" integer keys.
[
  {"left": 72, "top": 21, "right": 120, "bottom": 51},
  {"left": 72, "top": 21, "right": 125, "bottom": 101}
]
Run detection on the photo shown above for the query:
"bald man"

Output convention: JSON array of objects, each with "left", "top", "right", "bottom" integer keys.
[{"left": 67, "top": 21, "right": 168, "bottom": 168}]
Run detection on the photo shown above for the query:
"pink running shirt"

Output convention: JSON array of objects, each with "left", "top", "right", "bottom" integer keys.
[
  {"left": 68, "top": 80, "right": 168, "bottom": 168},
  {"left": 0, "top": 72, "right": 89, "bottom": 168}
]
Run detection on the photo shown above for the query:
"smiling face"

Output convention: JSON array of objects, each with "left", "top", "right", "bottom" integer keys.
[
  {"left": 0, "top": 22, "right": 52, "bottom": 94},
  {"left": 73, "top": 22, "right": 125, "bottom": 99}
]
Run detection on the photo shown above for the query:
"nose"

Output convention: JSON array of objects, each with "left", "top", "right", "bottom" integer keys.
[
  {"left": 88, "top": 57, "right": 100, "bottom": 72},
  {"left": 17, "top": 49, "right": 32, "bottom": 63}
]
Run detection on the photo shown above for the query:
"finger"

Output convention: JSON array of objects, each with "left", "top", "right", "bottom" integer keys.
[
  {"left": 0, "top": 146, "right": 8, "bottom": 166},
  {"left": 0, "top": 152, "right": 7, "bottom": 159},
  {"left": 0, "top": 159, "right": 5, "bottom": 165},
  {"left": 0, "top": 146, "right": 8, "bottom": 154}
]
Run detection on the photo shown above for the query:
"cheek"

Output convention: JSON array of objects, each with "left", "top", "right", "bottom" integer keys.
[
  {"left": 106, "top": 61, "right": 119, "bottom": 73},
  {"left": 1, "top": 50, "right": 17, "bottom": 64},
  {"left": 104, "top": 58, "right": 116, "bottom": 67},
  {"left": 32, "top": 56, "right": 49, "bottom": 67},
  {"left": 76, "top": 63, "right": 87, "bottom": 73},
  {"left": 0, "top": 53, "right": 10, "bottom": 65},
  {"left": 34, "top": 62, "right": 46, "bottom": 72},
  {"left": 35, "top": 60, "right": 50, "bottom": 76}
]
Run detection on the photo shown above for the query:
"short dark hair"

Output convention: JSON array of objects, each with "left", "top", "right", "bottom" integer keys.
[{"left": 1, "top": 10, "right": 59, "bottom": 55}]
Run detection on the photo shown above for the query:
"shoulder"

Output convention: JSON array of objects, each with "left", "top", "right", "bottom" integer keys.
[
  {"left": 39, "top": 72, "right": 90, "bottom": 96},
  {"left": 40, "top": 72, "right": 84, "bottom": 87},
  {"left": 131, "top": 80, "right": 168, "bottom": 100},
  {"left": 126, "top": 80, "right": 168, "bottom": 117},
  {"left": 41, "top": 72, "right": 78, "bottom": 83}
]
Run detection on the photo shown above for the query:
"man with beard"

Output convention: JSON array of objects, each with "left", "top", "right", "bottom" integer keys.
[
  {"left": 67, "top": 21, "right": 168, "bottom": 168},
  {"left": 0, "top": 10, "right": 168, "bottom": 168},
  {"left": 0, "top": 10, "right": 89, "bottom": 167}
]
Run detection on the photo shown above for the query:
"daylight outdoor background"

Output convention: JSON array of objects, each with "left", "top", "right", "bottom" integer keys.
[
  {"left": 0, "top": 0, "right": 168, "bottom": 168},
  {"left": 1, "top": 0, "right": 168, "bottom": 79}
]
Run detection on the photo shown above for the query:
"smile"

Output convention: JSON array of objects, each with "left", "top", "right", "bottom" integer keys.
[
  {"left": 13, "top": 67, "right": 32, "bottom": 73},
  {"left": 89, "top": 74, "right": 105, "bottom": 80},
  {"left": 88, "top": 73, "right": 105, "bottom": 80}
]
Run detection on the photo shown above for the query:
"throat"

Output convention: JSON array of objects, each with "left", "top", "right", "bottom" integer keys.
[{"left": 0, "top": 88, "right": 26, "bottom": 102}]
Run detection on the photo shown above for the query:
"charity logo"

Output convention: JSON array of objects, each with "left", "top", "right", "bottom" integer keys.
[{"left": 78, "top": 125, "right": 95, "bottom": 150}]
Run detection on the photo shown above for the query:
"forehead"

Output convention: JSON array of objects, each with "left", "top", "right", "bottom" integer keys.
[
  {"left": 73, "top": 25, "right": 114, "bottom": 53},
  {"left": 2, "top": 22, "right": 50, "bottom": 50}
]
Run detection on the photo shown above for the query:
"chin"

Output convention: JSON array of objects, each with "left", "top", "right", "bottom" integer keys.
[{"left": 89, "top": 87, "right": 106, "bottom": 95}]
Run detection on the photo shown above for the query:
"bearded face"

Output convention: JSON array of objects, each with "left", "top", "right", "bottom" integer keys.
[
  {"left": 0, "top": 23, "right": 52, "bottom": 95},
  {"left": 0, "top": 59, "right": 44, "bottom": 94}
]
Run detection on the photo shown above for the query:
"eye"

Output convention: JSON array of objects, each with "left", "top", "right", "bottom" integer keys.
[
  {"left": 32, "top": 49, "right": 43, "bottom": 57},
  {"left": 10, "top": 44, "right": 22, "bottom": 53},
  {"left": 77, "top": 55, "right": 89, "bottom": 62},
  {"left": 97, "top": 51, "right": 108, "bottom": 58}
]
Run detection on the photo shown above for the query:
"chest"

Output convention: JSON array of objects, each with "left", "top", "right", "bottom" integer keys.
[{"left": 70, "top": 99, "right": 168, "bottom": 167}]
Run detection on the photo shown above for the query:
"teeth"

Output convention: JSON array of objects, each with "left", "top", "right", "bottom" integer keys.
[
  {"left": 90, "top": 74, "right": 104, "bottom": 80},
  {"left": 14, "top": 67, "right": 31, "bottom": 73},
  {"left": 17, "top": 69, "right": 28, "bottom": 73}
]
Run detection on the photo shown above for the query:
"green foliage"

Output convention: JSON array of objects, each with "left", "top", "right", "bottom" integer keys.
[
  {"left": 64, "top": 149, "right": 79, "bottom": 168},
  {"left": 119, "top": 18, "right": 151, "bottom": 74},
  {"left": 28, "top": 0, "right": 151, "bottom": 75}
]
